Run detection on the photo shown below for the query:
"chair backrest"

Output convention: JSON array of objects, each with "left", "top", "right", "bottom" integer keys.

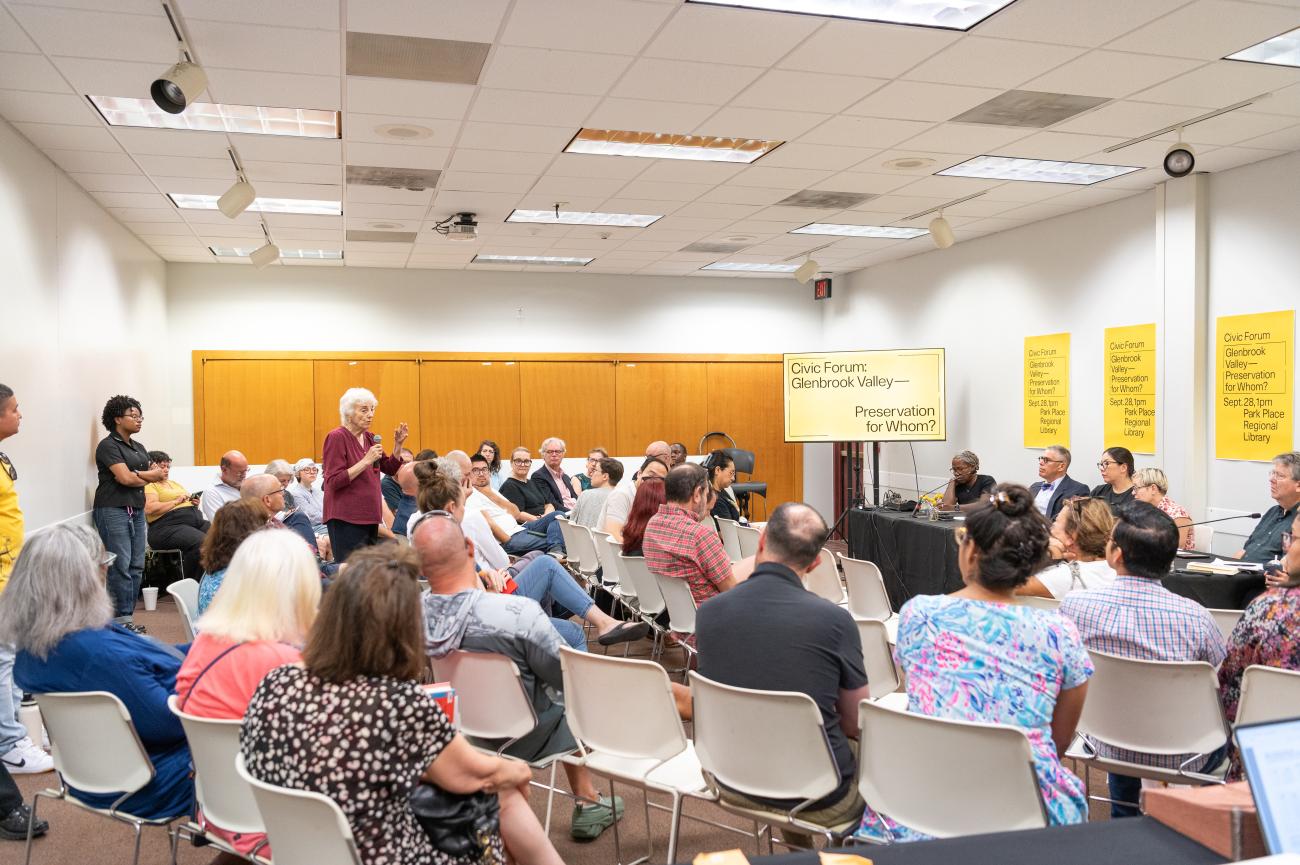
[
  {"left": 236, "top": 754, "right": 361, "bottom": 865},
  {"left": 592, "top": 531, "right": 630, "bottom": 595},
  {"left": 1235, "top": 665, "right": 1300, "bottom": 727},
  {"left": 854, "top": 617, "right": 902, "bottom": 699},
  {"left": 804, "top": 548, "right": 845, "bottom": 604},
  {"left": 857, "top": 700, "right": 1047, "bottom": 837},
  {"left": 619, "top": 554, "right": 666, "bottom": 617},
  {"left": 1019, "top": 595, "right": 1061, "bottom": 611},
  {"left": 168, "top": 696, "right": 266, "bottom": 837},
  {"left": 427, "top": 650, "right": 537, "bottom": 741},
  {"left": 167, "top": 577, "right": 200, "bottom": 641},
  {"left": 723, "top": 448, "right": 755, "bottom": 476},
  {"left": 715, "top": 518, "right": 743, "bottom": 561},
  {"left": 1208, "top": 608, "right": 1244, "bottom": 642},
  {"left": 690, "top": 671, "right": 840, "bottom": 802},
  {"left": 560, "top": 518, "right": 600, "bottom": 577},
  {"left": 1077, "top": 649, "right": 1229, "bottom": 755},
  {"left": 1198, "top": 525, "right": 1215, "bottom": 555},
  {"left": 735, "top": 524, "right": 761, "bottom": 559},
  {"left": 652, "top": 570, "right": 698, "bottom": 636},
  {"left": 559, "top": 647, "right": 688, "bottom": 762},
  {"left": 839, "top": 554, "right": 893, "bottom": 620},
  {"left": 36, "top": 691, "right": 154, "bottom": 796}
]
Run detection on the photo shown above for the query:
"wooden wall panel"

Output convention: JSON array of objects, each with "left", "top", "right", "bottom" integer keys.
[
  {"left": 519, "top": 361, "right": 616, "bottom": 457},
  {"left": 200, "top": 359, "right": 314, "bottom": 465},
  {"left": 614, "top": 362, "right": 709, "bottom": 456},
  {"left": 706, "top": 362, "right": 802, "bottom": 514},
  {"left": 419, "top": 361, "right": 522, "bottom": 456},
  {"left": 313, "top": 360, "right": 421, "bottom": 457}
]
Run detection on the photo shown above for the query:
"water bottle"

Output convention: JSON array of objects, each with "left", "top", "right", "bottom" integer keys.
[{"left": 1264, "top": 556, "right": 1284, "bottom": 587}]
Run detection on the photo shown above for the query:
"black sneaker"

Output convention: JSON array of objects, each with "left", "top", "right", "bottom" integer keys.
[
  {"left": 121, "top": 622, "right": 148, "bottom": 635},
  {"left": 0, "top": 805, "right": 48, "bottom": 841}
]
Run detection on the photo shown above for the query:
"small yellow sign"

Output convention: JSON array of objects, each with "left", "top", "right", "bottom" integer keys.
[
  {"left": 1024, "top": 333, "right": 1070, "bottom": 448},
  {"left": 783, "top": 349, "right": 946, "bottom": 442},
  {"left": 1215, "top": 310, "right": 1294, "bottom": 461},
  {"left": 1103, "top": 323, "right": 1157, "bottom": 454}
]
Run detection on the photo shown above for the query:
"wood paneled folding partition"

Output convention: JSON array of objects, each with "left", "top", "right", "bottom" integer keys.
[{"left": 193, "top": 352, "right": 802, "bottom": 509}]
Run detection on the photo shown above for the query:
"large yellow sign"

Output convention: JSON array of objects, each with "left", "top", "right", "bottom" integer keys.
[
  {"left": 1024, "top": 332, "right": 1070, "bottom": 448},
  {"left": 1104, "top": 323, "right": 1157, "bottom": 454},
  {"left": 1215, "top": 310, "right": 1294, "bottom": 461},
  {"left": 783, "top": 348, "right": 946, "bottom": 442}
]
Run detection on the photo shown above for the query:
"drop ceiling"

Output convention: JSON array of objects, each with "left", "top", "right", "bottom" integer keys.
[{"left": 0, "top": 0, "right": 1297, "bottom": 276}]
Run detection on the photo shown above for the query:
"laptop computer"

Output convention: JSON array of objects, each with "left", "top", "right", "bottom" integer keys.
[{"left": 1235, "top": 715, "right": 1300, "bottom": 855}]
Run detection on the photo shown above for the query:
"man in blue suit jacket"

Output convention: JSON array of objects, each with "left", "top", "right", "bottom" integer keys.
[{"left": 1028, "top": 445, "right": 1091, "bottom": 520}]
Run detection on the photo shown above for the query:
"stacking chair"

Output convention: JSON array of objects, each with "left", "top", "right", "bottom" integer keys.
[
  {"left": 651, "top": 571, "right": 699, "bottom": 673},
  {"left": 168, "top": 696, "right": 269, "bottom": 863},
  {"left": 557, "top": 517, "right": 601, "bottom": 589},
  {"left": 854, "top": 617, "right": 907, "bottom": 711},
  {"left": 620, "top": 554, "right": 671, "bottom": 660},
  {"left": 857, "top": 700, "right": 1047, "bottom": 838},
  {"left": 165, "top": 578, "right": 200, "bottom": 641},
  {"left": 1208, "top": 608, "right": 1244, "bottom": 642},
  {"left": 235, "top": 754, "right": 361, "bottom": 865},
  {"left": 736, "top": 524, "right": 761, "bottom": 559},
  {"left": 838, "top": 554, "right": 894, "bottom": 621},
  {"left": 25, "top": 691, "right": 186, "bottom": 865},
  {"left": 1018, "top": 595, "right": 1062, "bottom": 612},
  {"left": 715, "top": 518, "right": 743, "bottom": 562},
  {"left": 593, "top": 532, "right": 640, "bottom": 620},
  {"left": 690, "top": 672, "right": 859, "bottom": 851},
  {"left": 1234, "top": 665, "right": 1300, "bottom": 727},
  {"left": 805, "top": 549, "right": 846, "bottom": 605}
]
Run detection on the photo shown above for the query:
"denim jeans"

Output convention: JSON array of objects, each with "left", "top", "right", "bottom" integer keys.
[
  {"left": 0, "top": 646, "right": 26, "bottom": 754},
  {"left": 513, "top": 555, "right": 591, "bottom": 650},
  {"left": 1107, "top": 743, "right": 1231, "bottom": 818},
  {"left": 502, "top": 510, "right": 565, "bottom": 555},
  {"left": 94, "top": 505, "right": 147, "bottom": 620}
]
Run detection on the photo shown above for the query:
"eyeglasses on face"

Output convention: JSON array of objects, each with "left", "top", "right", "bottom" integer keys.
[
  {"left": 1037, "top": 456, "right": 1063, "bottom": 464},
  {"left": 122, "top": 411, "right": 143, "bottom": 420},
  {"left": 470, "top": 466, "right": 489, "bottom": 474},
  {"left": 511, "top": 458, "right": 532, "bottom": 465},
  {"left": 1097, "top": 460, "right": 1118, "bottom": 470},
  {"left": 542, "top": 449, "right": 565, "bottom": 456}
]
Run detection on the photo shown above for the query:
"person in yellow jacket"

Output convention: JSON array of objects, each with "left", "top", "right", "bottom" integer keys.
[{"left": 0, "top": 385, "right": 20, "bottom": 592}]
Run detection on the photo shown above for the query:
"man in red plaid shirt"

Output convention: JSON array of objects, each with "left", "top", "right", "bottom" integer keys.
[{"left": 644, "top": 463, "right": 747, "bottom": 606}]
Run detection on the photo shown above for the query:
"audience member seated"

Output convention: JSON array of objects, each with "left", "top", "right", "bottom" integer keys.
[
  {"left": 174, "top": 530, "right": 319, "bottom": 858},
  {"left": 1131, "top": 467, "right": 1195, "bottom": 549},
  {"left": 1028, "top": 445, "right": 1090, "bottom": 520},
  {"left": 569, "top": 457, "right": 621, "bottom": 529},
  {"left": 0, "top": 525, "right": 193, "bottom": 821},
  {"left": 571, "top": 447, "right": 608, "bottom": 496},
  {"left": 886, "top": 485, "right": 1091, "bottom": 840},
  {"left": 262, "top": 459, "right": 297, "bottom": 510},
  {"left": 478, "top": 440, "right": 504, "bottom": 491},
  {"left": 242, "top": 544, "right": 562, "bottom": 865},
  {"left": 143, "top": 450, "right": 210, "bottom": 582},
  {"left": 196, "top": 498, "right": 270, "bottom": 616},
  {"left": 941, "top": 449, "right": 997, "bottom": 512},
  {"left": 668, "top": 442, "right": 688, "bottom": 468},
  {"left": 1091, "top": 446, "right": 1137, "bottom": 512},
  {"left": 412, "top": 459, "right": 505, "bottom": 570},
  {"left": 1019, "top": 498, "right": 1117, "bottom": 599},
  {"left": 199, "top": 450, "right": 249, "bottom": 520},
  {"left": 696, "top": 503, "right": 870, "bottom": 846},
  {"left": 390, "top": 461, "right": 421, "bottom": 538},
  {"left": 501, "top": 448, "right": 552, "bottom": 519},
  {"left": 381, "top": 447, "right": 415, "bottom": 512},
  {"left": 705, "top": 449, "right": 741, "bottom": 525},
  {"left": 241, "top": 473, "right": 318, "bottom": 554},
  {"left": 530, "top": 437, "right": 576, "bottom": 513},
  {"left": 287, "top": 458, "right": 324, "bottom": 527},
  {"left": 601, "top": 456, "right": 668, "bottom": 542},
  {"left": 1235, "top": 451, "right": 1300, "bottom": 563},
  {"left": 1060, "top": 501, "right": 1226, "bottom": 817},
  {"left": 619, "top": 477, "right": 666, "bottom": 557},
  {"left": 413, "top": 517, "right": 627, "bottom": 842},
  {"left": 466, "top": 454, "right": 564, "bottom": 556}
]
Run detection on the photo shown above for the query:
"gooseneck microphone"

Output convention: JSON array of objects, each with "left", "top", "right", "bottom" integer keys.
[{"left": 1184, "top": 512, "right": 1261, "bottom": 527}]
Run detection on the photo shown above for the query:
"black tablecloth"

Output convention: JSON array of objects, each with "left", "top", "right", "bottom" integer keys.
[
  {"left": 846, "top": 508, "right": 962, "bottom": 610},
  {"left": 748, "top": 817, "right": 1224, "bottom": 865},
  {"left": 1163, "top": 568, "right": 1266, "bottom": 609}
]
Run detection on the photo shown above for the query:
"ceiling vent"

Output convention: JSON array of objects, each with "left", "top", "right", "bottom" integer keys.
[
  {"left": 346, "top": 32, "right": 490, "bottom": 85},
  {"left": 681, "top": 241, "right": 752, "bottom": 254},
  {"left": 345, "top": 230, "right": 418, "bottom": 243},
  {"left": 776, "top": 190, "right": 876, "bottom": 209},
  {"left": 951, "top": 90, "right": 1110, "bottom": 128},
  {"left": 346, "top": 165, "right": 442, "bottom": 191}
]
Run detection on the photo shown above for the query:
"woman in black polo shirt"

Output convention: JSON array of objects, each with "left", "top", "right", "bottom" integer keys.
[{"left": 93, "top": 395, "right": 165, "bottom": 633}]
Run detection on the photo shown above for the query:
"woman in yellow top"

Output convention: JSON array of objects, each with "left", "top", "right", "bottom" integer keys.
[{"left": 143, "top": 450, "right": 210, "bottom": 582}]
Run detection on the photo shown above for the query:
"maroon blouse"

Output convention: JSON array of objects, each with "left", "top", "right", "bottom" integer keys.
[{"left": 321, "top": 426, "right": 403, "bottom": 525}]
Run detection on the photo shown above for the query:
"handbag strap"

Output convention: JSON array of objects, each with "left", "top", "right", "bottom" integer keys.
[
  {"left": 1067, "top": 560, "right": 1086, "bottom": 591},
  {"left": 178, "top": 642, "right": 245, "bottom": 711}
]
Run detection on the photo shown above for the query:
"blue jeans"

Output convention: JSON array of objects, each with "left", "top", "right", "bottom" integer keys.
[
  {"left": 0, "top": 646, "right": 26, "bottom": 753},
  {"left": 502, "top": 511, "right": 565, "bottom": 555},
  {"left": 513, "top": 555, "right": 591, "bottom": 651},
  {"left": 94, "top": 506, "right": 147, "bottom": 620},
  {"left": 1107, "top": 743, "right": 1231, "bottom": 818}
]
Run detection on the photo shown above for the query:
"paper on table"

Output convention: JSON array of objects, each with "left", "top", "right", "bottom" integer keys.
[{"left": 1212, "top": 558, "right": 1263, "bottom": 572}]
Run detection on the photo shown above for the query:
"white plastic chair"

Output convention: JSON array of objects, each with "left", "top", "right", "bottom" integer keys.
[
  {"left": 736, "top": 524, "right": 761, "bottom": 559},
  {"left": 857, "top": 700, "right": 1047, "bottom": 838},
  {"left": 25, "top": 691, "right": 184, "bottom": 865},
  {"left": 235, "top": 754, "right": 361, "bottom": 865},
  {"left": 166, "top": 578, "right": 200, "bottom": 641},
  {"left": 805, "top": 549, "right": 846, "bottom": 605},
  {"left": 620, "top": 554, "right": 667, "bottom": 621},
  {"left": 838, "top": 554, "right": 894, "bottom": 622},
  {"left": 167, "top": 696, "right": 268, "bottom": 862},
  {"left": 651, "top": 571, "right": 699, "bottom": 673},
  {"left": 854, "top": 617, "right": 907, "bottom": 710},
  {"left": 1209, "top": 608, "right": 1244, "bottom": 642},
  {"left": 690, "top": 672, "right": 858, "bottom": 850},
  {"left": 593, "top": 531, "right": 639, "bottom": 614},
  {"left": 716, "top": 518, "right": 743, "bottom": 562},
  {"left": 1066, "top": 650, "right": 1230, "bottom": 785},
  {"left": 1019, "top": 595, "right": 1062, "bottom": 611},
  {"left": 1197, "top": 525, "right": 1215, "bottom": 555},
  {"left": 557, "top": 517, "right": 600, "bottom": 587},
  {"left": 1234, "top": 665, "right": 1300, "bottom": 727}
]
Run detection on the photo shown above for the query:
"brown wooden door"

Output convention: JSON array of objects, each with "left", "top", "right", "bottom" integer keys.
[
  {"left": 614, "top": 362, "right": 708, "bottom": 456},
  {"left": 419, "top": 361, "right": 522, "bottom": 456},
  {"left": 519, "top": 361, "right": 616, "bottom": 457},
  {"left": 200, "top": 359, "right": 314, "bottom": 465},
  {"left": 706, "top": 361, "right": 802, "bottom": 514}
]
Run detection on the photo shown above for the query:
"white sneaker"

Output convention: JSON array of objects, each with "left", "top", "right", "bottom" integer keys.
[{"left": 1, "top": 736, "right": 54, "bottom": 774}]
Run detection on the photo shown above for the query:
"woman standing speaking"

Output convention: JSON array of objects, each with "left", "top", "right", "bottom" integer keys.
[{"left": 322, "top": 387, "right": 408, "bottom": 565}]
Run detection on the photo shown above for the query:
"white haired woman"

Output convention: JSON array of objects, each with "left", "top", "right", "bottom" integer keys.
[
  {"left": 1132, "top": 467, "right": 1195, "bottom": 549},
  {"left": 321, "top": 387, "right": 409, "bottom": 565},
  {"left": 175, "top": 530, "right": 321, "bottom": 858},
  {"left": 0, "top": 525, "right": 193, "bottom": 821}
]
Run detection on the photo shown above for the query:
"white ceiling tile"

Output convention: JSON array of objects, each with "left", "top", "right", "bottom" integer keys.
[
  {"left": 596, "top": 197, "right": 684, "bottom": 215},
  {"left": 186, "top": 21, "right": 341, "bottom": 75},
  {"left": 896, "top": 123, "right": 1033, "bottom": 155},
  {"left": 1085, "top": 166, "right": 1166, "bottom": 190},
  {"left": 697, "top": 187, "right": 789, "bottom": 207},
  {"left": 345, "top": 114, "right": 459, "bottom": 148},
  {"left": 440, "top": 170, "right": 538, "bottom": 193},
  {"left": 779, "top": 20, "right": 959, "bottom": 78},
  {"left": 7, "top": 5, "right": 176, "bottom": 62},
  {"left": 449, "top": 149, "right": 554, "bottom": 175},
  {"left": 853, "top": 150, "right": 966, "bottom": 175},
  {"left": 46, "top": 149, "right": 142, "bottom": 174},
  {"left": 1079, "top": 134, "right": 1184, "bottom": 165},
  {"left": 344, "top": 142, "right": 449, "bottom": 169},
  {"left": 612, "top": 58, "right": 763, "bottom": 106},
  {"left": 616, "top": 180, "right": 716, "bottom": 201},
  {"left": 1107, "top": 1, "right": 1300, "bottom": 60},
  {"left": 511, "top": 192, "right": 607, "bottom": 214},
  {"left": 811, "top": 171, "right": 917, "bottom": 195},
  {"left": 891, "top": 173, "right": 1005, "bottom": 198},
  {"left": 585, "top": 98, "right": 717, "bottom": 133},
  {"left": 1132, "top": 60, "right": 1300, "bottom": 108},
  {"left": 1246, "top": 82, "right": 1300, "bottom": 117},
  {"left": 271, "top": 227, "right": 346, "bottom": 241},
  {"left": 903, "top": 37, "right": 1086, "bottom": 89},
  {"left": 730, "top": 165, "right": 834, "bottom": 189},
  {"left": 1177, "top": 109, "right": 1300, "bottom": 144},
  {"left": 643, "top": 4, "right": 821, "bottom": 67},
  {"left": 694, "top": 107, "right": 829, "bottom": 140},
  {"left": 49, "top": 56, "right": 170, "bottom": 99},
  {"left": 122, "top": 220, "right": 194, "bottom": 235},
  {"left": 480, "top": 46, "right": 632, "bottom": 96},
  {"left": 633, "top": 161, "right": 745, "bottom": 184},
  {"left": 180, "top": 0, "right": 340, "bottom": 29},
  {"left": 1234, "top": 120, "right": 1300, "bottom": 149},
  {"left": 244, "top": 160, "right": 342, "bottom": 185},
  {"left": 976, "top": 0, "right": 1190, "bottom": 47},
  {"left": 345, "top": 185, "right": 434, "bottom": 206},
  {"left": 844, "top": 81, "right": 1004, "bottom": 122},
  {"left": 456, "top": 121, "right": 576, "bottom": 153},
  {"left": 1054, "top": 100, "right": 1202, "bottom": 136},
  {"left": 757, "top": 142, "right": 878, "bottom": 171},
  {"left": 1191, "top": 144, "right": 1290, "bottom": 171},
  {"left": 661, "top": 201, "right": 760, "bottom": 220},
  {"left": 977, "top": 182, "right": 1071, "bottom": 202},
  {"left": 548, "top": 153, "right": 647, "bottom": 180},
  {"left": 13, "top": 122, "right": 120, "bottom": 152},
  {"left": 1022, "top": 51, "right": 1205, "bottom": 100},
  {"left": 68, "top": 173, "right": 158, "bottom": 193},
  {"left": 136, "top": 154, "right": 233, "bottom": 179},
  {"left": 0, "top": 6, "right": 37, "bottom": 52},
  {"left": 994, "top": 131, "right": 1129, "bottom": 159},
  {"left": 0, "top": 51, "right": 70, "bottom": 93},
  {"left": 734, "top": 70, "right": 886, "bottom": 114},
  {"left": 0, "top": 90, "right": 99, "bottom": 125},
  {"left": 799, "top": 115, "right": 935, "bottom": 149},
  {"left": 345, "top": 0, "right": 507, "bottom": 41},
  {"left": 253, "top": 181, "right": 342, "bottom": 199},
  {"left": 529, "top": 175, "right": 627, "bottom": 198},
  {"left": 501, "top": 0, "right": 674, "bottom": 54},
  {"left": 182, "top": 208, "right": 263, "bottom": 225},
  {"left": 469, "top": 89, "right": 599, "bottom": 126},
  {"left": 346, "top": 77, "right": 474, "bottom": 120},
  {"left": 650, "top": 215, "right": 732, "bottom": 232},
  {"left": 204, "top": 68, "right": 340, "bottom": 109},
  {"left": 257, "top": 214, "right": 343, "bottom": 230},
  {"left": 993, "top": 201, "right": 1080, "bottom": 221},
  {"left": 108, "top": 207, "right": 183, "bottom": 223},
  {"left": 109, "top": 127, "right": 232, "bottom": 158},
  {"left": 92, "top": 191, "right": 170, "bottom": 209},
  {"left": 345, "top": 203, "right": 428, "bottom": 220},
  {"left": 228, "top": 135, "right": 342, "bottom": 165}
]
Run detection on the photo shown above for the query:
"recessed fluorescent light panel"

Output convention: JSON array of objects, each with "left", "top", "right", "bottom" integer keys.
[
  {"left": 88, "top": 96, "right": 339, "bottom": 138},
  {"left": 210, "top": 246, "right": 342, "bottom": 260},
  {"left": 1227, "top": 26, "right": 1300, "bottom": 68},
  {"left": 169, "top": 193, "right": 342, "bottom": 216},
  {"left": 506, "top": 209, "right": 663, "bottom": 228},
  {"left": 472, "top": 254, "right": 593, "bottom": 266},
  {"left": 937, "top": 155, "right": 1141, "bottom": 185},
  {"left": 701, "top": 262, "right": 800, "bottom": 272},
  {"left": 685, "top": 0, "right": 1018, "bottom": 31},
  {"left": 565, "top": 128, "right": 783, "bottom": 164},
  {"left": 791, "top": 223, "right": 928, "bottom": 239}
]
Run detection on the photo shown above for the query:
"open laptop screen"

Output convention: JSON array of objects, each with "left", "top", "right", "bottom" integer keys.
[{"left": 1236, "top": 716, "right": 1300, "bottom": 855}]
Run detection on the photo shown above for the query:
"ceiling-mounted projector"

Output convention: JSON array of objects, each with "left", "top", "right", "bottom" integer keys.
[{"left": 435, "top": 212, "right": 478, "bottom": 241}]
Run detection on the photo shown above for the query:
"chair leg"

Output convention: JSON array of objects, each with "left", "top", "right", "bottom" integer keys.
[
  {"left": 169, "top": 824, "right": 180, "bottom": 865},
  {"left": 130, "top": 821, "right": 144, "bottom": 865},
  {"left": 643, "top": 790, "right": 655, "bottom": 865},
  {"left": 609, "top": 779, "right": 623, "bottom": 864},
  {"left": 665, "top": 791, "right": 684, "bottom": 865},
  {"left": 753, "top": 821, "right": 764, "bottom": 857},
  {"left": 22, "top": 791, "right": 47, "bottom": 865},
  {"left": 542, "top": 761, "right": 557, "bottom": 835}
]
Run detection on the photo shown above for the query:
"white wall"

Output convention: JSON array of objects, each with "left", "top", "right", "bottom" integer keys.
[{"left": 0, "top": 118, "right": 168, "bottom": 532}]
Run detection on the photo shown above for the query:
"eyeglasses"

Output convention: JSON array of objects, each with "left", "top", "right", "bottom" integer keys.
[
  {"left": 542, "top": 449, "right": 565, "bottom": 456},
  {"left": 122, "top": 411, "right": 143, "bottom": 420},
  {"left": 1037, "top": 456, "right": 1063, "bottom": 464},
  {"left": 0, "top": 452, "right": 15, "bottom": 482},
  {"left": 1097, "top": 460, "right": 1117, "bottom": 469},
  {"left": 470, "top": 466, "right": 489, "bottom": 474},
  {"left": 511, "top": 458, "right": 532, "bottom": 465}
]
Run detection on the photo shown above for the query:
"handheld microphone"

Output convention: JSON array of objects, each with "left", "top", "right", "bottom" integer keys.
[
  {"left": 372, "top": 433, "right": 382, "bottom": 459},
  {"left": 1184, "top": 512, "right": 1261, "bottom": 527}
]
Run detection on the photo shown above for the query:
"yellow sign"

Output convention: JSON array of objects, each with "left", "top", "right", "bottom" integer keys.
[
  {"left": 783, "top": 348, "right": 946, "bottom": 442},
  {"left": 1024, "top": 333, "right": 1070, "bottom": 448},
  {"left": 1104, "top": 324, "right": 1157, "bottom": 454},
  {"left": 1215, "top": 310, "right": 1294, "bottom": 461}
]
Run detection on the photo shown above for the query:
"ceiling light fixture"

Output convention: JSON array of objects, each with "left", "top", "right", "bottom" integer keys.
[
  {"left": 249, "top": 242, "right": 280, "bottom": 269},
  {"left": 565, "top": 128, "right": 783, "bottom": 164},
  {"left": 1226, "top": 26, "right": 1300, "bottom": 68},
  {"left": 217, "top": 180, "right": 256, "bottom": 219},
  {"left": 701, "top": 262, "right": 800, "bottom": 272},
  {"left": 794, "top": 258, "right": 820, "bottom": 285},
  {"left": 1163, "top": 141, "right": 1196, "bottom": 178},
  {"left": 507, "top": 209, "right": 663, "bottom": 228},
  {"left": 471, "top": 254, "right": 592, "bottom": 266},
  {"left": 685, "top": 0, "right": 1016, "bottom": 30},
  {"left": 210, "top": 246, "right": 342, "bottom": 259},
  {"left": 151, "top": 60, "right": 207, "bottom": 114},
  {"left": 88, "top": 95, "right": 340, "bottom": 138},
  {"left": 938, "top": 155, "right": 1141, "bottom": 185},
  {"left": 432, "top": 213, "right": 479, "bottom": 241},
  {"left": 168, "top": 193, "right": 342, "bottom": 216},
  {"left": 929, "top": 213, "right": 955, "bottom": 250},
  {"left": 791, "top": 223, "right": 928, "bottom": 239}
]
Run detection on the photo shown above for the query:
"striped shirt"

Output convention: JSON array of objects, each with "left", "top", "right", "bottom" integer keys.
[{"left": 643, "top": 503, "right": 733, "bottom": 606}]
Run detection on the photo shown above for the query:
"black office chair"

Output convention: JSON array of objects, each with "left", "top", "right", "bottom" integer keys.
[{"left": 723, "top": 447, "right": 767, "bottom": 521}]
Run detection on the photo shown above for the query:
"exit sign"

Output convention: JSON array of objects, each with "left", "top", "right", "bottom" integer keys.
[{"left": 813, "top": 277, "right": 832, "bottom": 300}]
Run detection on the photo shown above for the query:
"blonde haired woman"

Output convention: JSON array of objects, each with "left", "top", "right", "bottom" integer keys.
[
  {"left": 175, "top": 530, "right": 322, "bottom": 858},
  {"left": 1132, "top": 467, "right": 1195, "bottom": 549},
  {"left": 1019, "top": 497, "right": 1117, "bottom": 599}
]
